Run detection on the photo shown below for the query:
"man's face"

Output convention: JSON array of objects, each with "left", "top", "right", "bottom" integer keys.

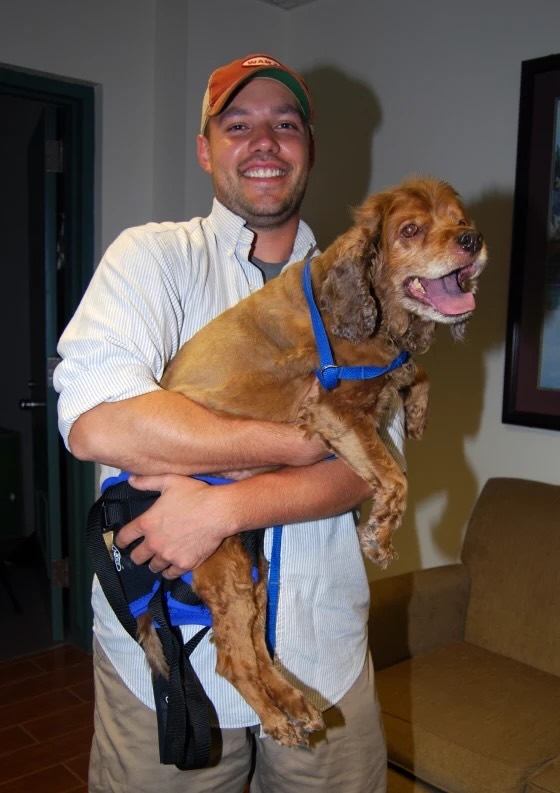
[{"left": 197, "top": 78, "right": 313, "bottom": 230}]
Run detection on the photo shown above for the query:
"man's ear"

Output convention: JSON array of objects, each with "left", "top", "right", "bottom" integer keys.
[{"left": 196, "top": 134, "right": 212, "bottom": 174}]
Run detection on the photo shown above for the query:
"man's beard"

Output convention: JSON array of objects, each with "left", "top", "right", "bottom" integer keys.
[{"left": 213, "top": 173, "right": 308, "bottom": 230}]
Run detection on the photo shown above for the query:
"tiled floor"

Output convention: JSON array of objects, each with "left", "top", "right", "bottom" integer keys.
[{"left": 0, "top": 644, "right": 93, "bottom": 792}]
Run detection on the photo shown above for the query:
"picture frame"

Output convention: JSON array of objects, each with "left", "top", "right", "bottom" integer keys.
[{"left": 503, "top": 53, "right": 560, "bottom": 431}]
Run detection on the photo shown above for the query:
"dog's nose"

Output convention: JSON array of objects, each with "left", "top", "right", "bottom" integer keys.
[{"left": 457, "top": 231, "right": 483, "bottom": 255}]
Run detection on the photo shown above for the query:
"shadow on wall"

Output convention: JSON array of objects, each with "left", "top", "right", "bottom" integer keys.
[
  {"left": 297, "top": 64, "right": 516, "bottom": 577},
  {"left": 300, "top": 66, "right": 382, "bottom": 248},
  {"left": 366, "top": 189, "right": 515, "bottom": 578}
]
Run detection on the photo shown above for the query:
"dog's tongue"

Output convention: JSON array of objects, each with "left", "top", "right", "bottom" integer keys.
[{"left": 423, "top": 272, "right": 475, "bottom": 316}]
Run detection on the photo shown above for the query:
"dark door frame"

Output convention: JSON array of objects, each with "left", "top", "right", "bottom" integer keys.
[{"left": 0, "top": 62, "right": 96, "bottom": 651}]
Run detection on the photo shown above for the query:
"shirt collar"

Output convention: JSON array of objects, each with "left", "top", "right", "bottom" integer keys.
[{"left": 207, "top": 198, "right": 317, "bottom": 266}]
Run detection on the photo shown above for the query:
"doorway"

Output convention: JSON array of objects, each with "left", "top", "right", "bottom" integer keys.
[{"left": 0, "top": 64, "right": 95, "bottom": 658}]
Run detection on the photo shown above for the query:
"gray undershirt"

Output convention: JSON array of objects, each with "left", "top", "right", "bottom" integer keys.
[{"left": 251, "top": 256, "right": 288, "bottom": 283}]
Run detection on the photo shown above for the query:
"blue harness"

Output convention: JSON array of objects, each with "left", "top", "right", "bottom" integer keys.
[
  {"left": 302, "top": 258, "right": 410, "bottom": 390},
  {"left": 99, "top": 471, "right": 283, "bottom": 654}
]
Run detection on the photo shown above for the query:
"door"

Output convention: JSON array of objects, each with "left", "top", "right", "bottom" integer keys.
[
  {"left": 0, "top": 65, "right": 95, "bottom": 654},
  {"left": 23, "top": 104, "right": 65, "bottom": 641}
]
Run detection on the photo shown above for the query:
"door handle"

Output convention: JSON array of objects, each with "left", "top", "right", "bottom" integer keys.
[{"left": 19, "top": 399, "right": 46, "bottom": 409}]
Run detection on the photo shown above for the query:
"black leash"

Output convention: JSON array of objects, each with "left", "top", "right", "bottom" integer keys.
[{"left": 86, "top": 481, "right": 213, "bottom": 769}]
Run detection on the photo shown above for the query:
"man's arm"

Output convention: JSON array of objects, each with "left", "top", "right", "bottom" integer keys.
[
  {"left": 68, "top": 389, "right": 327, "bottom": 473},
  {"left": 116, "top": 458, "right": 372, "bottom": 578}
]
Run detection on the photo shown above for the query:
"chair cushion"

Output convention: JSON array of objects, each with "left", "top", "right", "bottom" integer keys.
[
  {"left": 461, "top": 478, "right": 560, "bottom": 676},
  {"left": 527, "top": 758, "right": 560, "bottom": 792},
  {"left": 377, "top": 641, "right": 560, "bottom": 793},
  {"left": 388, "top": 766, "right": 442, "bottom": 791}
]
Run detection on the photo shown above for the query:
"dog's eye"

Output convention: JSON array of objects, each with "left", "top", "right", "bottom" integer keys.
[
  {"left": 457, "top": 219, "right": 468, "bottom": 227},
  {"left": 401, "top": 223, "right": 419, "bottom": 238}
]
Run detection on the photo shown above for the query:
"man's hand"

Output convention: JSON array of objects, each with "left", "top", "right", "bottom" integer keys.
[{"left": 115, "top": 474, "right": 234, "bottom": 579}]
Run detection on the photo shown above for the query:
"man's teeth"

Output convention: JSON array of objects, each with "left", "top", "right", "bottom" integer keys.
[
  {"left": 243, "top": 168, "right": 284, "bottom": 178},
  {"left": 411, "top": 278, "right": 426, "bottom": 294}
]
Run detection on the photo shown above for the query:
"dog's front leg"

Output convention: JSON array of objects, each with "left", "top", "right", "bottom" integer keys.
[
  {"left": 401, "top": 365, "right": 430, "bottom": 440},
  {"left": 298, "top": 395, "right": 406, "bottom": 568}
]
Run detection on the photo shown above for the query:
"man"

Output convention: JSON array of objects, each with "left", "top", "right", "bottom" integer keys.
[{"left": 55, "top": 53, "right": 401, "bottom": 792}]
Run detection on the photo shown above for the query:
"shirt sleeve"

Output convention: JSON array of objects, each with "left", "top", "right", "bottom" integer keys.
[{"left": 54, "top": 226, "right": 186, "bottom": 448}]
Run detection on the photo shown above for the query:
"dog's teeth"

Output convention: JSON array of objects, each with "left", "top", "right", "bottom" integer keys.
[{"left": 411, "top": 278, "right": 426, "bottom": 293}]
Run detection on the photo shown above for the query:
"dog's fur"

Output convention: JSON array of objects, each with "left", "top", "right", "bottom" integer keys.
[{"left": 135, "top": 177, "right": 487, "bottom": 746}]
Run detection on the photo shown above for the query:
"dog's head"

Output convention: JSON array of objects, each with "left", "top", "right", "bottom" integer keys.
[{"left": 319, "top": 177, "right": 488, "bottom": 350}]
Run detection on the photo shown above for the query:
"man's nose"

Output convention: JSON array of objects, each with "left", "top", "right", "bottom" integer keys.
[{"left": 250, "top": 123, "right": 280, "bottom": 152}]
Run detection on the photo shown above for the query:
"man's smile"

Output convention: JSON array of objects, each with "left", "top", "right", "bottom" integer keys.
[{"left": 241, "top": 165, "right": 288, "bottom": 178}]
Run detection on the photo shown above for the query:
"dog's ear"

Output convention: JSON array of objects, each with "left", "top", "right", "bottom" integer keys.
[
  {"left": 319, "top": 257, "right": 378, "bottom": 342},
  {"left": 318, "top": 194, "right": 387, "bottom": 343}
]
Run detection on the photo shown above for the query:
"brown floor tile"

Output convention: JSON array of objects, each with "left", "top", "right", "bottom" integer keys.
[
  {"left": 0, "top": 763, "right": 83, "bottom": 792},
  {"left": 0, "top": 658, "right": 44, "bottom": 688},
  {"left": 1, "top": 724, "right": 93, "bottom": 782},
  {"left": 0, "top": 724, "right": 36, "bottom": 755},
  {"left": 0, "top": 645, "right": 93, "bottom": 791},
  {"left": 24, "top": 701, "right": 94, "bottom": 743},
  {"left": 0, "top": 659, "right": 92, "bottom": 708},
  {"left": 68, "top": 677, "right": 94, "bottom": 703},
  {"left": 65, "top": 752, "right": 90, "bottom": 783},
  {"left": 0, "top": 689, "right": 81, "bottom": 729},
  {"left": 30, "top": 645, "right": 91, "bottom": 673}
]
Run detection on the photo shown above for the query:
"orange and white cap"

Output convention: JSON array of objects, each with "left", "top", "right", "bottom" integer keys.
[{"left": 200, "top": 54, "right": 314, "bottom": 134}]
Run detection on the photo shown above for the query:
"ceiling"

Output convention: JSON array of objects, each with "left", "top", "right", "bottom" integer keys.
[{"left": 256, "top": 0, "right": 318, "bottom": 8}]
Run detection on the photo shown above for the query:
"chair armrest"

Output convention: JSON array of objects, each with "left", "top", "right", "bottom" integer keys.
[{"left": 368, "top": 563, "right": 471, "bottom": 669}]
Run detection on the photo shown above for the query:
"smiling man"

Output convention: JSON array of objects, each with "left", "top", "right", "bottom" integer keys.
[{"left": 54, "top": 54, "right": 400, "bottom": 793}]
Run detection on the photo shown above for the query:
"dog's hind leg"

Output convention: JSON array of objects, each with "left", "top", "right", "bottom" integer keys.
[
  {"left": 250, "top": 555, "right": 324, "bottom": 737},
  {"left": 192, "top": 538, "right": 308, "bottom": 746}
]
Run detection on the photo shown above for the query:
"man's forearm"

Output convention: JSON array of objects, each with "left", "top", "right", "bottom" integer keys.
[
  {"left": 120, "top": 456, "right": 372, "bottom": 576},
  {"left": 220, "top": 457, "right": 372, "bottom": 535},
  {"left": 68, "top": 389, "right": 325, "bottom": 474}
]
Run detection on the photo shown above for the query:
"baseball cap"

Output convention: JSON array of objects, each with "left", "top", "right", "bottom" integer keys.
[{"left": 200, "top": 54, "right": 314, "bottom": 134}]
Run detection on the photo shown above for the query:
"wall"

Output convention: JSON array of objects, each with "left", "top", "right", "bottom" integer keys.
[
  {"left": 0, "top": 0, "right": 558, "bottom": 575},
  {"left": 285, "top": 0, "right": 560, "bottom": 576},
  {"left": 0, "top": 0, "right": 158, "bottom": 256}
]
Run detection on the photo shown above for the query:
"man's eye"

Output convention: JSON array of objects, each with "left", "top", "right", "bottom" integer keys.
[{"left": 227, "top": 123, "right": 247, "bottom": 132}]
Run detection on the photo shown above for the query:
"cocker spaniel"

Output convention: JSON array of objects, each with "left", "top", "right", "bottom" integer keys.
[{"left": 138, "top": 176, "right": 487, "bottom": 745}]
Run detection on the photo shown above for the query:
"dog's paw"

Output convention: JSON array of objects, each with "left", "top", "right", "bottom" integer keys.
[
  {"left": 358, "top": 526, "right": 399, "bottom": 569},
  {"left": 288, "top": 700, "right": 324, "bottom": 735},
  {"left": 263, "top": 714, "right": 310, "bottom": 747}
]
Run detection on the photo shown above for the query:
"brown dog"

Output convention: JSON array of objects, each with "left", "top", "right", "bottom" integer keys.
[{"left": 137, "top": 176, "right": 487, "bottom": 746}]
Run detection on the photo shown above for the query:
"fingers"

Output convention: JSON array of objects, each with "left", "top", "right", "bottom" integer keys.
[
  {"left": 128, "top": 473, "right": 164, "bottom": 492},
  {"left": 115, "top": 521, "right": 144, "bottom": 551},
  {"left": 162, "top": 565, "right": 186, "bottom": 580},
  {"left": 148, "top": 559, "right": 185, "bottom": 580}
]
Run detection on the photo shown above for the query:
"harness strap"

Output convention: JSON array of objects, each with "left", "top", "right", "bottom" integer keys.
[
  {"left": 87, "top": 477, "right": 284, "bottom": 768},
  {"left": 302, "top": 258, "right": 410, "bottom": 390},
  {"left": 148, "top": 582, "right": 211, "bottom": 768},
  {"left": 86, "top": 481, "right": 213, "bottom": 769}
]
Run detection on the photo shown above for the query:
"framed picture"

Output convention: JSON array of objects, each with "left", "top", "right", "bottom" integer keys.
[{"left": 503, "top": 54, "right": 560, "bottom": 431}]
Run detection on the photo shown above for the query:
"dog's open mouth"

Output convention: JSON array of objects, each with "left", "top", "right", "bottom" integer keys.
[{"left": 405, "top": 265, "right": 476, "bottom": 316}]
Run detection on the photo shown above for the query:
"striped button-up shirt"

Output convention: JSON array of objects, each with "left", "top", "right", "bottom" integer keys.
[{"left": 54, "top": 199, "right": 405, "bottom": 727}]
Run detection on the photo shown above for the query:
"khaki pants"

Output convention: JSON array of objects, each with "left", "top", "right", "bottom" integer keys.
[{"left": 89, "top": 637, "right": 387, "bottom": 793}]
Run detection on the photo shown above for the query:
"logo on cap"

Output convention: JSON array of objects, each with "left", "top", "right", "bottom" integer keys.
[{"left": 242, "top": 57, "right": 281, "bottom": 68}]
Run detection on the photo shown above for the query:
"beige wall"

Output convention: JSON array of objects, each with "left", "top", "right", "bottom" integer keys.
[{"left": 1, "top": 0, "right": 558, "bottom": 576}]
